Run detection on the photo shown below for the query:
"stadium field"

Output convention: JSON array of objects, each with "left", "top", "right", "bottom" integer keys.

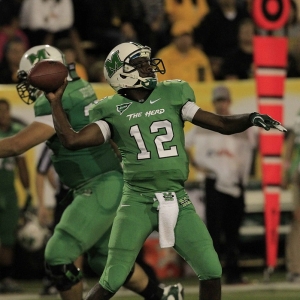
[{"left": 1, "top": 270, "right": 300, "bottom": 300}]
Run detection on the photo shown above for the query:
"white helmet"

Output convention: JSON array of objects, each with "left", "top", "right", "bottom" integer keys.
[
  {"left": 16, "top": 45, "right": 67, "bottom": 104},
  {"left": 17, "top": 211, "right": 51, "bottom": 252},
  {"left": 104, "top": 42, "right": 165, "bottom": 92}
]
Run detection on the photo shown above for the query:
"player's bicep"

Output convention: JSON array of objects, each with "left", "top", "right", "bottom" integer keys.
[
  {"left": 73, "top": 122, "right": 106, "bottom": 148},
  {"left": 7, "top": 122, "right": 54, "bottom": 155}
]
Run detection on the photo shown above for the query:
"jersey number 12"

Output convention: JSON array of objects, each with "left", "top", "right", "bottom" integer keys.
[{"left": 130, "top": 120, "right": 178, "bottom": 160}]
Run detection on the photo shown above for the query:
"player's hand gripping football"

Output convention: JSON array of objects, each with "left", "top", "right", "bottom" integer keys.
[
  {"left": 45, "top": 78, "right": 68, "bottom": 105},
  {"left": 249, "top": 112, "right": 287, "bottom": 132}
]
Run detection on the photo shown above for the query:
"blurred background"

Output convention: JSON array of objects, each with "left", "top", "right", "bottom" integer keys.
[{"left": 0, "top": 0, "right": 300, "bottom": 298}]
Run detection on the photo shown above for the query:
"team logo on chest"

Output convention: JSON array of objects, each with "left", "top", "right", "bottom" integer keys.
[{"left": 116, "top": 102, "right": 132, "bottom": 115}]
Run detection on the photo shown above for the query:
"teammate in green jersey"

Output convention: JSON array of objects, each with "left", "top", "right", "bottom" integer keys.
[
  {"left": 0, "top": 45, "right": 183, "bottom": 300},
  {"left": 0, "top": 99, "right": 31, "bottom": 293},
  {"left": 44, "top": 42, "right": 286, "bottom": 300}
]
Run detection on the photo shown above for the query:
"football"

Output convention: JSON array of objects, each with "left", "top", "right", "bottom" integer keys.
[{"left": 27, "top": 59, "right": 68, "bottom": 92}]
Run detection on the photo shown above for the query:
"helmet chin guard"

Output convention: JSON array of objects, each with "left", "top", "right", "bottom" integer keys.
[
  {"left": 16, "top": 71, "right": 40, "bottom": 105},
  {"left": 104, "top": 42, "right": 165, "bottom": 92}
]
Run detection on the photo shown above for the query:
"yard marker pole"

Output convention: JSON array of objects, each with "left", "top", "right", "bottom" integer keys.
[{"left": 252, "top": 0, "right": 290, "bottom": 278}]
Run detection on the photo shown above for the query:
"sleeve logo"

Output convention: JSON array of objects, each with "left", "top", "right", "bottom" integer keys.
[{"left": 116, "top": 102, "right": 132, "bottom": 114}]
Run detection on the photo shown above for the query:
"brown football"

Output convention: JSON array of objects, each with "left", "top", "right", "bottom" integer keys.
[{"left": 27, "top": 59, "right": 68, "bottom": 92}]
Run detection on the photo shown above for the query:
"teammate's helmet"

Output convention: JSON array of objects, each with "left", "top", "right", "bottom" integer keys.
[
  {"left": 16, "top": 45, "right": 67, "bottom": 105},
  {"left": 17, "top": 211, "right": 51, "bottom": 252},
  {"left": 104, "top": 42, "right": 165, "bottom": 92}
]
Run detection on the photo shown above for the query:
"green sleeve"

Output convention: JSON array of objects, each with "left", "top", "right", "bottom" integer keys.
[
  {"left": 181, "top": 81, "right": 196, "bottom": 104},
  {"left": 89, "top": 96, "right": 113, "bottom": 123}
]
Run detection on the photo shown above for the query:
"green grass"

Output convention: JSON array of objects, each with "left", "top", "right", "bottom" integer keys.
[
  {"left": 2, "top": 289, "right": 299, "bottom": 300},
  {"left": 223, "top": 291, "right": 300, "bottom": 300},
  {"left": 1, "top": 269, "right": 300, "bottom": 300}
]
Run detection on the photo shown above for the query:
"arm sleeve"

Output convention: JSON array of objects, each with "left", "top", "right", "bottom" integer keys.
[
  {"left": 181, "top": 101, "right": 200, "bottom": 122},
  {"left": 94, "top": 120, "right": 111, "bottom": 142}
]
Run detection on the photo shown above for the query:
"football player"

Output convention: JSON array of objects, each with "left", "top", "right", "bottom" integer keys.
[
  {"left": 0, "top": 45, "right": 183, "bottom": 300},
  {"left": 0, "top": 99, "right": 30, "bottom": 293},
  {"left": 43, "top": 42, "right": 286, "bottom": 300}
]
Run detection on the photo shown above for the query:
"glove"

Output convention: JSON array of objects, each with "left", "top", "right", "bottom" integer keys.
[{"left": 249, "top": 112, "right": 287, "bottom": 132}]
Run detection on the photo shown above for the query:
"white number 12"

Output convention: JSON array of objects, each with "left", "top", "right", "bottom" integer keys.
[{"left": 130, "top": 120, "right": 178, "bottom": 160}]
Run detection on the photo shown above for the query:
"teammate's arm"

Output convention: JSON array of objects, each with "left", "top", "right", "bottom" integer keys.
[
  {"left": 45, "top": 80, "right": 105, "bottom": 150},
  {"left": 0, "top": 122, "right": 55, "bottom": 158}
]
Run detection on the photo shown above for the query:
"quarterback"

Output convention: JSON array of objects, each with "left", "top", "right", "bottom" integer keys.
[
  {"left": 45, "top": 42, "right": 285, "bottom": 300},
  {"left": 0, "top": 45, "right": 182, "bottom": 300}
]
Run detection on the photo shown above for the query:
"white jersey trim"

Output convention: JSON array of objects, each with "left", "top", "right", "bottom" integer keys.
[
  {"left": 94, "top": 120, "right": 111, "bottom": 142},
  {"left": 182, "top": 101, "right": 200, "bottom": 122},
  {"left": 34, "top": 115, "right": 54, "bottom": 128}
]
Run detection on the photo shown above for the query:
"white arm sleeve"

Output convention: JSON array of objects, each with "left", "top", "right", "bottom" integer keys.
[
  {"left": 181, "top": 101, "right": 200, "bottom": 122},
  {"left": 94, "top": 120, "right": 111, "bottom": 143}
]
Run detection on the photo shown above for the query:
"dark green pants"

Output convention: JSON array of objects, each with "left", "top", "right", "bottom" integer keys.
[{"left": 45, "top": 171, "right": 123, "bottom": 275}]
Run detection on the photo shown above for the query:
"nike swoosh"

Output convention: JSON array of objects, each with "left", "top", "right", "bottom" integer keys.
[{"left": 150, "top": 98, "right": 161, "bottom": 104}]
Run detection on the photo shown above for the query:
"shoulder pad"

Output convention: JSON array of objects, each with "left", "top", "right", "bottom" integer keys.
[{"left": 159, "top": 79, "right": 187, "bottom": 86}]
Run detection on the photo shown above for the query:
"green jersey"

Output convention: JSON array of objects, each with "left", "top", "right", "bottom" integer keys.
[
  {"left": 0, "top": 122, "right": 25, "bottom": 191},
  {"left": 90, "top": 80, "right": 196, "bottom": 192},
  {"left": 34, "top": 79, "right": 122, "bottom": 189}
]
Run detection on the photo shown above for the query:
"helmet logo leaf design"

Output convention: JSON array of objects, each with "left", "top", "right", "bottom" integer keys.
[
  {"left": 27, "top": 49, "right": 49, "bottom": 66},
  {"left": 104, "top": 42, "right": 165, "bottom": 92},
  {"left": 105, "top": 50, "right": 123, "bottom": 78}
]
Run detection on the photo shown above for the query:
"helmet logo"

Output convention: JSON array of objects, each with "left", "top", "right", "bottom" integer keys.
[
  {"left": 27, "top": 49, "right": 49, "bottom": 66},
  {"left": 105, "top": 51, "right": 123, "bottom": 78},
  {"left": 116, "top": 102, "right": 132, "bottom": 114}
]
